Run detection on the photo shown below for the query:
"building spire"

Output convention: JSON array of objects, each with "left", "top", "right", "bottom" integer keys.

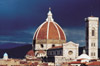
[
  {"left": 83, "top": 49, "right": 86, "bottom": 54},
  {"left": 49, "top": 7, "right": 51, "bottom": 11},
  {"left": 46, "top": 7, "right": 54, "bottom": 22}
]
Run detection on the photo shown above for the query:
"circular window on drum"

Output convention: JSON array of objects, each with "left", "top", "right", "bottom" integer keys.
[{"left": 68, "top": 51, "right": 73, "bottom": 55}]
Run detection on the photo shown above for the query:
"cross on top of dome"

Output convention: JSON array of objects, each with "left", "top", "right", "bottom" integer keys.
[
  {"left": 49, "top": 7, "right": 51, "bottom": 11},
  {"left": 46, "top": 7, "right": 54, "bottom": 22}
]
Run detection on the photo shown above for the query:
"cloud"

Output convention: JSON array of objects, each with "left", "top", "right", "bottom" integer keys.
[
  {"left": 0, "top": 0, "right": 99, "bottom": 48},
  {"left": 0, "top": 24, "right": 100, "bottom": 47},
  {"left": 63, "top": 24, "right": 100, "bottom": 47},
  {"left": 63, "top": 28, "right": 85, "bottom": 47},
  {"left": 0, "top": 40, "right": 32, "bottom": 44},
  {"left": 0, "top": 28, "right": 36, "bottom": 44}
]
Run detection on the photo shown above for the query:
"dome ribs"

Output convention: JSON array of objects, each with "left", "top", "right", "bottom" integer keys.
[
  {"left": 33, "top": 29, "right": 38, "bottom": 40},
  {"left": 48, "top": 22, "right": 59, "bottom": 40},
  {"left": 37, "top": 22, "right": 48, "bottom": 40},
  {"left": 56, "top": 23, "right": 66, "bottom": 40},
  {"left": 33, "top": 9, "right": 66, "bottom": 44},
  {"left": 53, "top": 22, "right": 61, "bottom": 40}
]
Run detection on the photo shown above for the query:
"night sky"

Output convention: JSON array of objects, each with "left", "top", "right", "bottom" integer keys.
[{"left": 0, "top": 0, "right": 100, "bottom": 47}]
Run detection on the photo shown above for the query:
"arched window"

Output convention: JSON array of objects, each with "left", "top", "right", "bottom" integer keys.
[{"left": 92, "top": 28, "right": 95, "bottom": 36}]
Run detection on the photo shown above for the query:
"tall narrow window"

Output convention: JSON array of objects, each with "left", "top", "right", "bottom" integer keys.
[
  {"left": 91, "top": 43, "right": 93, "bottom": 47},
  {"left": 91, "top": 52, "right": 93, "bottom": 56},
  {"left": 92, "top": 28, "right": 95, "bottom": 36},
  {"left": 94, "top": 52, "right": 95, "bottom": 56},
  {"left": 60, "top": 51, "right": 62, "bottom": 55},
  {"left": 92, "top": 30, "right": 95, "bottom": 36},
  {"left": 94, "top": 43, "right": 95, "bottom": 47},
  {"left": 56, "top": 51, "right": 57, "bottom": 55}
]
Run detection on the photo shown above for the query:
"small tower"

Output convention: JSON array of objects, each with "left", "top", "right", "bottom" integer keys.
[
  {"left": 3, "top": 53, "right": 8, "bottom": 60},
  {"left": 85, "top": 16, "right": 99, "bottom": 59}
]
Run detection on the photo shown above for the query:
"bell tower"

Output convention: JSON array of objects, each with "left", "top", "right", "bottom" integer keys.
[{"left": 85, "top": 16, "right": 99, "bottom": 59}]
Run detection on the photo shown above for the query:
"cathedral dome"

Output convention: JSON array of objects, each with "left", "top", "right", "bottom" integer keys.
[
  {"left": 26, "top": 50, "right": 35, "bottom": 56},
  {"left": 33, "top": 8, "right": 66, "bottom": 44},
  {"left": 25, "top": 50, "right": 35, "bottom": 60},
  {"left": 3, "top": 52, "right": 8, "bottom": 60}
]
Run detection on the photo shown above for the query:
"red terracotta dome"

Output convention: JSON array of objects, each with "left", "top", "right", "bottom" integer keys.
[
  {"left": 26, "top": 50, "right": 35, "bottom": 56},
  {"left": 33, "top": 9, "right": 66, "bottom": 44}
]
